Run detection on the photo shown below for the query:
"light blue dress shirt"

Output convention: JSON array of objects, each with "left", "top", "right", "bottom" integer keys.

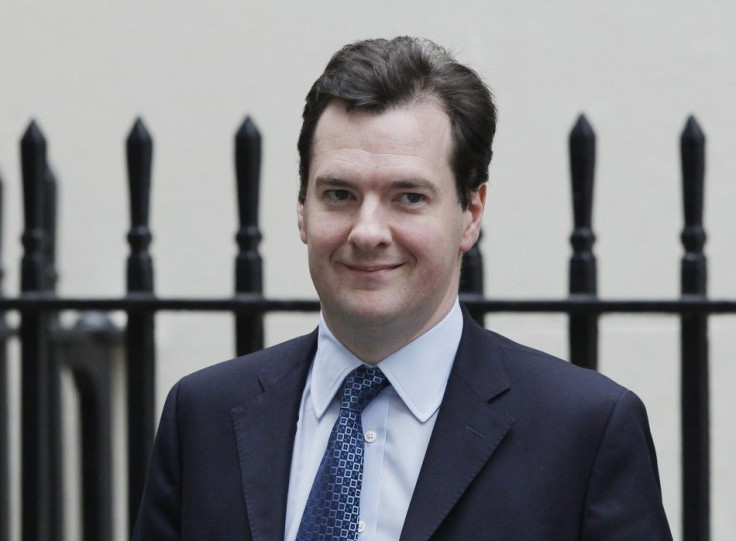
[{"left": 284, "top": 300, "right": 464, "bottom": 541}]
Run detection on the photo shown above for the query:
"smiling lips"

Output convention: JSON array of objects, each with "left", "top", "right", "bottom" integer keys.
[{"left": 342, "top": 262, "right": 403, "bottom": 274}]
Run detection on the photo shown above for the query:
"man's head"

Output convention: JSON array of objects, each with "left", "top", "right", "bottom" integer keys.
[
  {"left": 297, "top": 37, "right": 497, "bottom": 208},
  {"left": 296, "top": 37, "right": 495, "bottom": 362}
]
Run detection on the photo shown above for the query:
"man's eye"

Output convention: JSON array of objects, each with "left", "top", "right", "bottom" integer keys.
[
  {"left": 401, "top": 193, "right": 425, "bottom": 204},
  {"left": 326, "top": 189, "right": 351, "bottom": 201}
]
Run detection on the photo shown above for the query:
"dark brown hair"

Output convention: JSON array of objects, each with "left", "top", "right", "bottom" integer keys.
[{"left": 297, "top": 36, "right": 497, "bottom": 208}]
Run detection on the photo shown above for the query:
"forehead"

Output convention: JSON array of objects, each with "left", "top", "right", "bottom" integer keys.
[{"left": 310, "top": 99, "right": 453, "bottom": 179}]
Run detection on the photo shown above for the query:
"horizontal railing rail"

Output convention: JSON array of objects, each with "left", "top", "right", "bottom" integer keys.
[{"left": 1, "top": 295, "right": 736, "bottom": 314}]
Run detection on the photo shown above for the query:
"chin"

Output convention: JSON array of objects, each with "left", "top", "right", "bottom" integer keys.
[{"left": 334, "top": 300, "right": 405, "bottom": 327}]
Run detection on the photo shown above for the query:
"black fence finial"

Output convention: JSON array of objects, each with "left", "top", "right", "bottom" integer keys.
[
  {"left": 126, "top": 117, "right": 154, "bottom": 293},
  {"left": 568, "top": 113, "right": 598, "bottom": 369},
  {"left": 681, "top": 115, "right": 706, "bottom": 295},
  {"left": 679, "top": 114, "right": 710, "bottom": 541},
  {"left": 21, "top": 120, "right": 48, "bottom": 293},
  {"left": 19, "top": 119, "right": 62, "bottom": 540},
  {"left": 234, "top": 116, "right": 264, "bottom": 355},
  {"left": 125, "top": 117, "right": 156, "bottom": 533}
]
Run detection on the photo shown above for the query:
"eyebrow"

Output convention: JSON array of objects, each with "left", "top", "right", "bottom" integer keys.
[
  {"left": 391, "top": 178, "right": 436, "bottom": 193},
  {"left": 313, "top": 175, "right": 437, "bottom": 193},
  {"left": 313, "top": 176, "right": 352, "bottom": 189}
]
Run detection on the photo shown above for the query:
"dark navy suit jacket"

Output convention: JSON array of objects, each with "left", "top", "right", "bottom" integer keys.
[{"left": 133, "top": 310, "right": 672, "bottom": 540}]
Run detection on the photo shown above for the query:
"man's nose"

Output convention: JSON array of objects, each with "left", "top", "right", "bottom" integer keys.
[{"left": 347, "top": 200, "right": 391, "bottom": 250}]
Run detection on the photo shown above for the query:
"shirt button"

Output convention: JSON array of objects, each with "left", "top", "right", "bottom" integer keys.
[
  {"left": 357, "top": 520, "right": 366, "bottom": 533},
  {"left": 364, "top": 430, "right": 377, "bottom": 443}
]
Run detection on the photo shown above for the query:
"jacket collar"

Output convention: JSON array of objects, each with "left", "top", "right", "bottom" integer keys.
[
  {"left": 400, "top": 309, "right": 515, "bottom": 541},
  {"left": 231, "top": 330, "right": 317, "bottom": 541}
]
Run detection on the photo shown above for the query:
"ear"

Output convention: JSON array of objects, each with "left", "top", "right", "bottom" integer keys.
[
  {"left": 297, "top": 199, "right": 308, "bottom": 244},
  {"left": 459, "top": 184, "right": 486, "bottom": 253}
]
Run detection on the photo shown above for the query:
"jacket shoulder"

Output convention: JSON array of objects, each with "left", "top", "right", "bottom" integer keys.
[
  {"left": 465, "top": 319, "right": 629, "bottom": 408},
  {"left": 173, "top": 330, "right": 317, "bottom": 409}
]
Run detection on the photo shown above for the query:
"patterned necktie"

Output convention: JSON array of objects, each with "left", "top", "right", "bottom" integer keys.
[{"left": 296, "top": 365, "right": 389, "bottom": 541}]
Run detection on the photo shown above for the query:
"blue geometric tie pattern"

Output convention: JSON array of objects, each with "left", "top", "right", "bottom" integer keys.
[{"left": 296, "top": 365, "right": 389, "bottom": 541}]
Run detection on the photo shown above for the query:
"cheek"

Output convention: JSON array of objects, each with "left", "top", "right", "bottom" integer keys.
[
  {"left": 307, "top": 219, "right": 348, "bottom": 256},
  {"left": 396, "top": 217, "right": 463, "bottom": 258}
]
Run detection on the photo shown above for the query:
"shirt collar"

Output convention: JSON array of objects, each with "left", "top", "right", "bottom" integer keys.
[{"left": 310, "top": 299, "right": 464, "bottom": 423}]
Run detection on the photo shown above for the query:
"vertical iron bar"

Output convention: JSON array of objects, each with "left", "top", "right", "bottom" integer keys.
[
  {"left": 679, "top": 115, "right": 709, "bottom": 541},
  {"left": 0, "top": 340, "right": 6, "bottom": 541},
  {"left": 460, "top": 232, "right": 485, "bottom": 326},
  {"left": 0, "top": 173, "right": 8, "bottom": 541},
  {"left": 19, "top": 120, "right": 56, "bottom": 540},
  {"left": 234, "top": 117, "right": 264, "bottom": 355},
  {"left": 568, "top": 114, "right": 598, "bottom": 370},
  {"left": 76, "top": 360, "right": 112, "bottom": 541},
  {"left": 42, "top": 164, "right": 63, "bottom": 541},
  {"left": 125, "top": 118, "right": 156, "bottom": 534},
  {"left": 58, "top": 312, "right": 119, "bottom": 541}
]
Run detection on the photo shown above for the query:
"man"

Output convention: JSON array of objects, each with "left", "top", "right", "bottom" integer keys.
[{"left": 134, "top": 37, "right": 672, "bottom": 540}]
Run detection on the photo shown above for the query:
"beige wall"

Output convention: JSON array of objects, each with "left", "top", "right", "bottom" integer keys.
[{"left": 2, "top": 1, "right": 736, "bottom": 539}]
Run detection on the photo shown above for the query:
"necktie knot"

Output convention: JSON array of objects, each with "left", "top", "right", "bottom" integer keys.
[{"left": 340, "top": 365, "right": 388, "bottom": 413}]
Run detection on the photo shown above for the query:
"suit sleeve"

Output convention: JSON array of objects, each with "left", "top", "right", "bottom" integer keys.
[
  {"left": 132, "top": 382, "right": 182, "bottom": 540},
  {"left": 581, "top": 389, "right": 673, "bottom": 540}
]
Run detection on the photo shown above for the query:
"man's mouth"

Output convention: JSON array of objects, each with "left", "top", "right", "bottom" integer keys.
[{"left": 342, "top": 263, "right": 402, "bottom": 273}]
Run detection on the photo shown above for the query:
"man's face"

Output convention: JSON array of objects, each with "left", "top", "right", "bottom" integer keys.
[{"left": 298, "top": 99, "right": 485, "bottom": 346}]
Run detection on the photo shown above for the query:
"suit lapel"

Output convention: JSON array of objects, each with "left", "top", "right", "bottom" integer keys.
[
  {"left": 231, "top": 332, "right": 316, "bottom": 541},
  {"left": 400, "top": 314, "right": 515, "bottom": 541}
]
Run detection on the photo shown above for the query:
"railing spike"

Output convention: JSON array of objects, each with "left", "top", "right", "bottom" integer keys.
[
  {"left": 679, "top": 113, "right": 710, "bottom": 541},
  {"left": 126, "top": 116, "right": 154, "bottom": 290},
  {"left": 569, "top": 114, "right": 596, "bottom": 246},
  {"left": 682, "top": 115, "right": 705, "bottom": 143},
  {"left": 237, "top": 116, "right": 259, "bottom": 139},
  {"left": 128, "top": 117, "right": 150, "bottom": 140},
  {"left": 568, "top": 114, "right": 598, "bottom": 370},
  {"left": 19, "top": 117, "right": 61, "bottom": 540},
  {"left": 125, "top": 116, "right": 156, "bottom": 532},
  {"left": 20, "top": 119, "right": 48, "bottom": 291},
  {"left": 571, "top": 113, "right": 594, "bottom": 138},
  {"left": 235, "top": 115, "right": 262, "bottom": 231},
  {"left": 22, "top": 120, "right": 44, "bottom": 145},
  {"left": 680, "top": 115, "right": 706, "bottom": 257},
  {"left": 234, "top": 115, "right": 264, "bottom": 355}
]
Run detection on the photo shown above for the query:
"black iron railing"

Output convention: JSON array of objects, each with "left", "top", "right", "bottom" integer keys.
[{"left": 0, "top": 113, "right": 729, "bottom": 541}]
